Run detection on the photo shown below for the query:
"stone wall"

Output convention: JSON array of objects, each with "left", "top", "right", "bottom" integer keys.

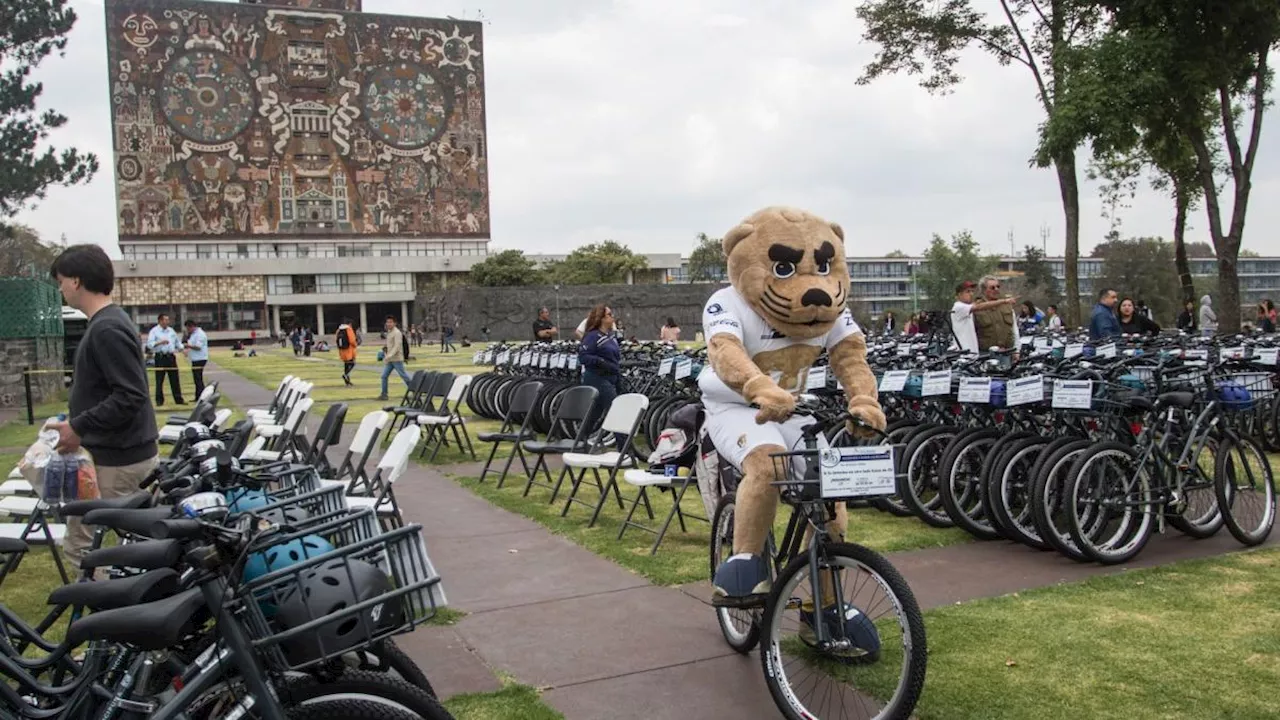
[
  {"left": 0, "top": 337, "right": 65, "bottom": 408},
  {"left": 415, "top": 283, "right": 729, "bottom": 341},
  {"left": 117, "top": 275, "right": 265, "bottom": 304}
]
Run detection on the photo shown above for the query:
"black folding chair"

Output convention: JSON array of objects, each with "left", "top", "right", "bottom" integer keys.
[
  {"left": 384, "top": 371, "right": 433, "bottom": 442},
  {"left": 303, "top": 403, "right": 348, "bottom": 475},
  {"left": 478, "top": 381, "right": 543, "bottom": 488},
  {"left": 521, "top": 386, "right": 598, "bottom": 500}
]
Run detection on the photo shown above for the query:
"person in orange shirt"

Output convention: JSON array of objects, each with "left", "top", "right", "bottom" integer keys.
[{"left": 336, "top": 318, "right": 359, "bottom": 386}]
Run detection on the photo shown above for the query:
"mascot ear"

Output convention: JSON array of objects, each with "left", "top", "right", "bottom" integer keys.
[
  {"left": 723, "top": 223, "right": 755, "bottom": 257},
  {"left": 829, "top": 222, "right": 845, "bottom": 241}
]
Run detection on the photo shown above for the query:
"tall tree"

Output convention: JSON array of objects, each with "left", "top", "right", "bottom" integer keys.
[
  {"left": 1094, "top": 236, "right": 1180, "bottom": 322},
  {"left": 855, "top": 0, "right": 1101, "bottom": 326},
  {"left": 1072, "top": 1, "right": 1280, "bottom": 332},
  {"left": 469, "top": 249, "right": 542, "bottom": 286},
  {"left": 686, "top": 232, "right": 726, "bottom": 282},
  {"left": 545, "top": 240, "right": 649, "bottom": 286},
  {"left": 0, "top": 223, "right": 58, "bottom": 277},
  {"left": 915, "top": 230, "right": 1001, "bottom": 308},
  {"left": 0, "top": 0, "right": 98, "bottom": 227}
]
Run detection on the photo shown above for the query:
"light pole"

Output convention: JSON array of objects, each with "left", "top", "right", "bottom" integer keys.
[
  {"left": 553, "top": 284, "right": 561, "bottom": 332},
  {"left": 908, "top": 261, "right": 921, "bottom": 313}
]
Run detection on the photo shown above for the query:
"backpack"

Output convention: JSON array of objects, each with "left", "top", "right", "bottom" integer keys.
[
  {"left": 401, "top": 332, "right": 411, "bottom": 360},
  {"left": 336, "top": 328, "right": 351, "bottom": 350}
]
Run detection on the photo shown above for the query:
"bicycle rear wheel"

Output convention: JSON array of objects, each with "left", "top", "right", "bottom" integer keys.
[{"left": 759, "top": 542, "right": 927, "bottom": 720}]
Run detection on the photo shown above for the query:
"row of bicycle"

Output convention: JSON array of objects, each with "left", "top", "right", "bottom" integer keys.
[{"left": 0, "top": 374, "right": 458, "bottom": 719}]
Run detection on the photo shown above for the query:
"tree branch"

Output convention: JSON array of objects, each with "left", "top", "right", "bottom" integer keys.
[
  {"left": 1026, "top": 0, "right": 1050, "bottom": 30},
  {"left": 972, "top": 33, "right": 1034, "bottom": 70},
  {"left": 998, "top": 0, "right": 1052, "bottom": 113},
  {"left": 1217, "top": 84, "right": 1245, "bottom": 183},
  {"left": 1241, "top": 44, "right": 1269, "bottom": 179}
]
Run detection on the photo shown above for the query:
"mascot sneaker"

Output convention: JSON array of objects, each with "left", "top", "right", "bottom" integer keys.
[
  {"left": 799, "top": 601, "right": 881, "bottom": 663},
  {"left": 712, "top": 553, "right": 770, "bottom": 606}
]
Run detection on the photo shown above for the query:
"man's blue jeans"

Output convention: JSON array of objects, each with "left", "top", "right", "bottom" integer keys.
[{"left": 381, "top": 361, "right": 411, "bottom": 396}]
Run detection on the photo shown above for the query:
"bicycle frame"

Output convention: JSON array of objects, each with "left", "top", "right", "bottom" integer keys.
[{"left": 1124, "top": 402, "right": 1221, "bottom": 512}]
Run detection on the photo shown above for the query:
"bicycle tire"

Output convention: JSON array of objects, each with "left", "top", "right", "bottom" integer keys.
[
  {"left": 282, "top": 670, "right": 453, "bottom": 719},
  {"left": 868, "top": 421, "right": 920, "bottom": 517},
  {"left": 1163, "top": 435, "right": 1223, "bottom": 539},
  {"left": 1215, "top": 434, "right": 1277, "bottom": 546},
  {"left": 938, "top": 429, "right": 1002, "bottom": 540},
  {"left": 287, "top": 699, "right": 440, "bottom": 720},
  {"left": 1028, "top": 439, "right": 1093, "bottom": 563},
  {"left": 900, "top": 425, "right": 957, "bottom": 528},
  {"left": 759, "top": 542, "right": 927, "bottom": 720},
  {"left": 1065, "top": 442, "right": 1154, "bottom": 565},
  {"left": 991, "top": 436, "right": 1052, "bottom": 550},
  {"left": 710, "top": 493, "right": 762, "bottom": 654},
  {"left": 978, "top": 432, "right": 1035, "bottom": 540},
  {"left": 347, "top": 639, "right": 437, "bottom": 697}
]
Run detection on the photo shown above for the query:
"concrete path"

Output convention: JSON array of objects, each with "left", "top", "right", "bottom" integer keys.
[{"left": 209, "top": 362, "right": 1279, "bottom": 717}]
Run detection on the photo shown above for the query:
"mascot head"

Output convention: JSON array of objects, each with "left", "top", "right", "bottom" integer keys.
[{"left": 723, "top": 206, "right": 850, "bottom": 340}]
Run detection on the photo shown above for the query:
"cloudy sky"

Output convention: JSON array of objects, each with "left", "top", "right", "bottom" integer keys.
[{"left": 13, "top": 0, "right": 1280, "bottom": 259}]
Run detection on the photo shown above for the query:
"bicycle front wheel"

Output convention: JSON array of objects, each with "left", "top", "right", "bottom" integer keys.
[
  {"left": 1215, "top": 435, "right": 1276, "bottom": 546},
  {"left": 759, "top": 542, "right": 926, "bottom": 720}
]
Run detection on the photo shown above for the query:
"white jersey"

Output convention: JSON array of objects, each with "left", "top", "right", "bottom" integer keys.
[
  {"left": 950, "top": 300, "right": 979, "bottom": 354},
  {"left": 698, "top": 287, "right": 862, "bottom": 408}
]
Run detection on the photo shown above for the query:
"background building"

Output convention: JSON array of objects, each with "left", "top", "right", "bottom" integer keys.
[{"left": 106, "top": 0, "right": 490, "bottom": 339}]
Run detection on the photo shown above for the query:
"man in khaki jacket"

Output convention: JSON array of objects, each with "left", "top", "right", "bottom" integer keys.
[
  {"left": 378, "top": 315, "right": 412, "bottom": 400},
  {"left": 973, "top": 275, "right": 1020, "bottom": 352}
]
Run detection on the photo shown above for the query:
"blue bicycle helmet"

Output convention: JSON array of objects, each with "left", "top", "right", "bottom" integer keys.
[
  {"left": 225, "top": 488, "right": 271, "bottom": 514},
  {"left": 1215, "top": 381, "right": 1253, "bottom": 410},
  {"left": 274, "top": 558, "right": 406, "bottom": 666},
  {"left": 243, "top": 534, "right": 335, "bottom": 584}
]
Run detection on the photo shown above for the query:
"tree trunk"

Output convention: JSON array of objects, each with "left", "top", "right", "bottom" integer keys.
[
  {"left": 1053, "top": 152, "right": 1082, "bottom": 327},
  {"left": 1218, "top": 250, "right": 1241, "bottom": 333},
  {"left": 1172, "top": 180, "right": 1195, "bottom": 304}
]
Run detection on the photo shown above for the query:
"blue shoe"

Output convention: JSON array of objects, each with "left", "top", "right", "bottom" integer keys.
[
  {"left": 712, "top": 554, "right": 770, "bottom": 606},
  {"left": 799, "top": 602, "right": 881, "bottom": 663}
]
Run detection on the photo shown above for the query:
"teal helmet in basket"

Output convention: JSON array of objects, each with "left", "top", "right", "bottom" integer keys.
[
  {"left": 225, "top": 488, "right": 271, "bottom": 514},
  {"left": 243, "top": 534, "right": 336, "bottom": 617}
]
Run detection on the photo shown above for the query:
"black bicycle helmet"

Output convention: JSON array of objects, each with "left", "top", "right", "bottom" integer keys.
[{"left": 272, "top": 558, "right": 405, "bottom": 666}]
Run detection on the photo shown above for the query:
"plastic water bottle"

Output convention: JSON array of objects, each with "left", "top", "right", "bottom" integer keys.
[{"left": 37, "top": 413, "right": 65, "bottom": 448}]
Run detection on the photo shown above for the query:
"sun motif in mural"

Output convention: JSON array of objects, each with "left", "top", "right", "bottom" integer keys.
[
  {"left": 160, "top": 50, "right": 254, "bottom": 144},
  {"left": 437, "top": 26, "right": 481, "bottom": 71},
  {"left": 363, "top": 63, "right": 449, "bottom": 150}
]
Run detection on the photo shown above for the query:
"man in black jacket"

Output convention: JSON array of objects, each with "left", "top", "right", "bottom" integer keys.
[{"left": 47, "top": 245, "right": 158, "bottom": 570}]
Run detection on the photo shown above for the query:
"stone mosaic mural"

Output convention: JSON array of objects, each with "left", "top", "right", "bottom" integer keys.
[{"left": 106, "top": 0, "right": 488, "bottom": 239}]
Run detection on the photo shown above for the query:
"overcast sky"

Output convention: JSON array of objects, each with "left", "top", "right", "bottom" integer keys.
[{"left": 13, "top": 0, "right": 1280, "bottom": 259}]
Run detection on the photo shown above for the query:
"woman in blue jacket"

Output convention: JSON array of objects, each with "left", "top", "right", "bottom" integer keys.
[{"left": 579, "top": 304, "right": 623, "bottom": 446}]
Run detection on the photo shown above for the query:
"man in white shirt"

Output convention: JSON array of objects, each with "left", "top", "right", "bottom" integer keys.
[
  {"left": 146, "top": 313, "right": 185, "bottom": 406},
  {"left": 949, "top": 281, "right": 1016, "bottom": 354},
  {"left": 183, "top": 319, "right": 209, "bottom": 399}
]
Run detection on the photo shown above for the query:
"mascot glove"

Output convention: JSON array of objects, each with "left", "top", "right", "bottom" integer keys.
[
  {"left": 846, "top": 396, "right": 887, "bottom": 437},
  {"left": 743, "top": 375, "right": 796, "bottom": 425}
]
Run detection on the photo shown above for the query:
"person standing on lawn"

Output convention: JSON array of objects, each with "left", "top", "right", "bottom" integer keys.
[
  {"left": 377, "top": 315, "right": 411, "bottom": 400},
  {"left": 147, "top": 313, "right": 185, "bottom": 406},
  {"left": 46, "top": 244, "right": 158, "bottom": 571},
  {"left": 336, "top": 318, "right": 358, "bottom": 386},
  {"left": 183, "top": 319, "right": 208, "bottom": 399}
]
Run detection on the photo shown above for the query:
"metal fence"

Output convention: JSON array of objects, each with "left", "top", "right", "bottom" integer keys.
[{"left": 0, "top": 277, "right": 63, "bottom": 339}]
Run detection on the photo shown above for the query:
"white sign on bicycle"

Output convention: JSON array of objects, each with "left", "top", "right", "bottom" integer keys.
[
  {"left": 1008, "top": 375, "right": 1044, "bottom": 406},
  {"left": 674, "top": 358, "right": 693, "bottom": 380},
  {"left": 1051, "top": 379, "right": 1093, "bottom": 410},
  {"left": 921, "top": 370, "right": 952, "bottom": 396},
  {"left": 658, "top": 358, "right": 674, "bottom": 376},
  {"left": 959, "top": 377, "right": 992, "bottom": 403},
  {"left": 1256, "top": 348, "right": 1279, "bottom": 366},
  {"left": 1097, "top": 343, "right": 1117, "bottom": 358},
  {"left": 879, "top": 370, "right": 910, "bottom": 392},
  {"left": 819, "top": 445, "right": 897, "bottom": 499},
  {"left": 806, "top": 366, "right": 828, "bottom": 390}
]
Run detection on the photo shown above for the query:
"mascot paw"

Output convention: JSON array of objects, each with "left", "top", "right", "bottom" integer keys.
[
  {"left": 847, "top": 397, "right": 887, "bottom": 437},
  {"left": 744, "top": 376, "right": 796, "bottom": 425}
]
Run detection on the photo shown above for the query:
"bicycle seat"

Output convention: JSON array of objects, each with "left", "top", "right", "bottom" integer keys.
[
  {"left": 0, "top": 537, "right": 27, "bottom": 554},
  {"left": 1157, "top": 391, "right": 1196, "bottom": 409},
  {"left": 81, "top": 507, "right": 174, "bottom": 537},
  {"left": 1123, "top": 395, "right": 1155, "bottom": 412},
  {"left": 81, "top": 539, "right": 184, "bottom": 571},
  {"left": 60, "top": 491, "right": 153, "bottom": 518},
  {"left": 47, "top": 568, "right": 180, "bottom": 611},
  {"left": 65, "top": 587, "right": 205, "bottom": 651}
]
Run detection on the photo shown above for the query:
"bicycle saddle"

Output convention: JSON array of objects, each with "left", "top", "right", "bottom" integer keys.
[
  {"left": 61, "top": 491, "right": 153, "bottom": 518},
  {"left": 0, "top": 537, "right": 27, "bottom": 554},
  {"left": 1123, "top": 395, "right": 1155, "bottom": 412},
  {"left": 1157, "top": 391, "right": 1196, "bottom": 409},
  {"left": 47, "top": 568, "right": 180, "bottom": 611},
  {"left": 65, "top": 587, "right": 205, "bottom": 651},
  {"left": 81, "top": 538, "right": 183, "bottom": 571},
  {"left": 82, "top": 507, "right": 175, "bottom": 537}
]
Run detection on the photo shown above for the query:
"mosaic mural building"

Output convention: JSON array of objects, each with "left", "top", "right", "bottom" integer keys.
[
  {"left": 106, "top": 0, "right": 488, "bottom": 240},
  {"left": 105, "top": 0, "right": 492, "bottom": 339}
]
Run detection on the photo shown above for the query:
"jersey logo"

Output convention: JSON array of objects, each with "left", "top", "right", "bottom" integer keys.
[
  {"left": 706, "top": 303, "right": 724, "bottom": 315},
  {"left": 760, "top": 329, "right": 786, "bottom": 340}
]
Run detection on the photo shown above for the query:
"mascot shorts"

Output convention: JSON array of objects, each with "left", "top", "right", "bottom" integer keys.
[{"left": 704, "top": 403, "right": 815, "bottom": 471}]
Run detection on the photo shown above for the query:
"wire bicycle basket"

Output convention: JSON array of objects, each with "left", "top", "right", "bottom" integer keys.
[{"left": 234, "top": 513, "right": 443, "bottom": 672}]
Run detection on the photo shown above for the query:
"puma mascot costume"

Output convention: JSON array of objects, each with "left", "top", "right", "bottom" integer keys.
[{"left": 702, "top": 206, "right": 886, "bottom": 604}]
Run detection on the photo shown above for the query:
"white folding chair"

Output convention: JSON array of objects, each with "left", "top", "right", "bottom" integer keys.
[
  {"left": 416, "top": 375, "right": 476, "bottom": 462},
  {"left": 617, "top": 468, "right": 709, "bottom": 555},
  {"left": 345, "top": 425, "right": 421, "bottom": 529},
  {"left": 0, "top": 496, "right": 69, "bottom": 583},
  {"left": 246, "top": 375, "right": 294, "bottom": 420},
  {"left": 1, "top": 466, "right": 33, "bottom": 497},
  {"left": 559, "top": 393, "right": 651, "bottom": 528},
  {"left": 320, "top": 411, "right": 390, "bottom": 495},
  {"left": 158, "top": 407, "right": 232, "bottom": 445},
  {"left": 240, "top": 397, "right": 314, "bottom": 464}
]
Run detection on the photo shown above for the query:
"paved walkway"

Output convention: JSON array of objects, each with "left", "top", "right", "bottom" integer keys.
[{"left": 209, "top": 362, "right": 1278, "bottom": 717}]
